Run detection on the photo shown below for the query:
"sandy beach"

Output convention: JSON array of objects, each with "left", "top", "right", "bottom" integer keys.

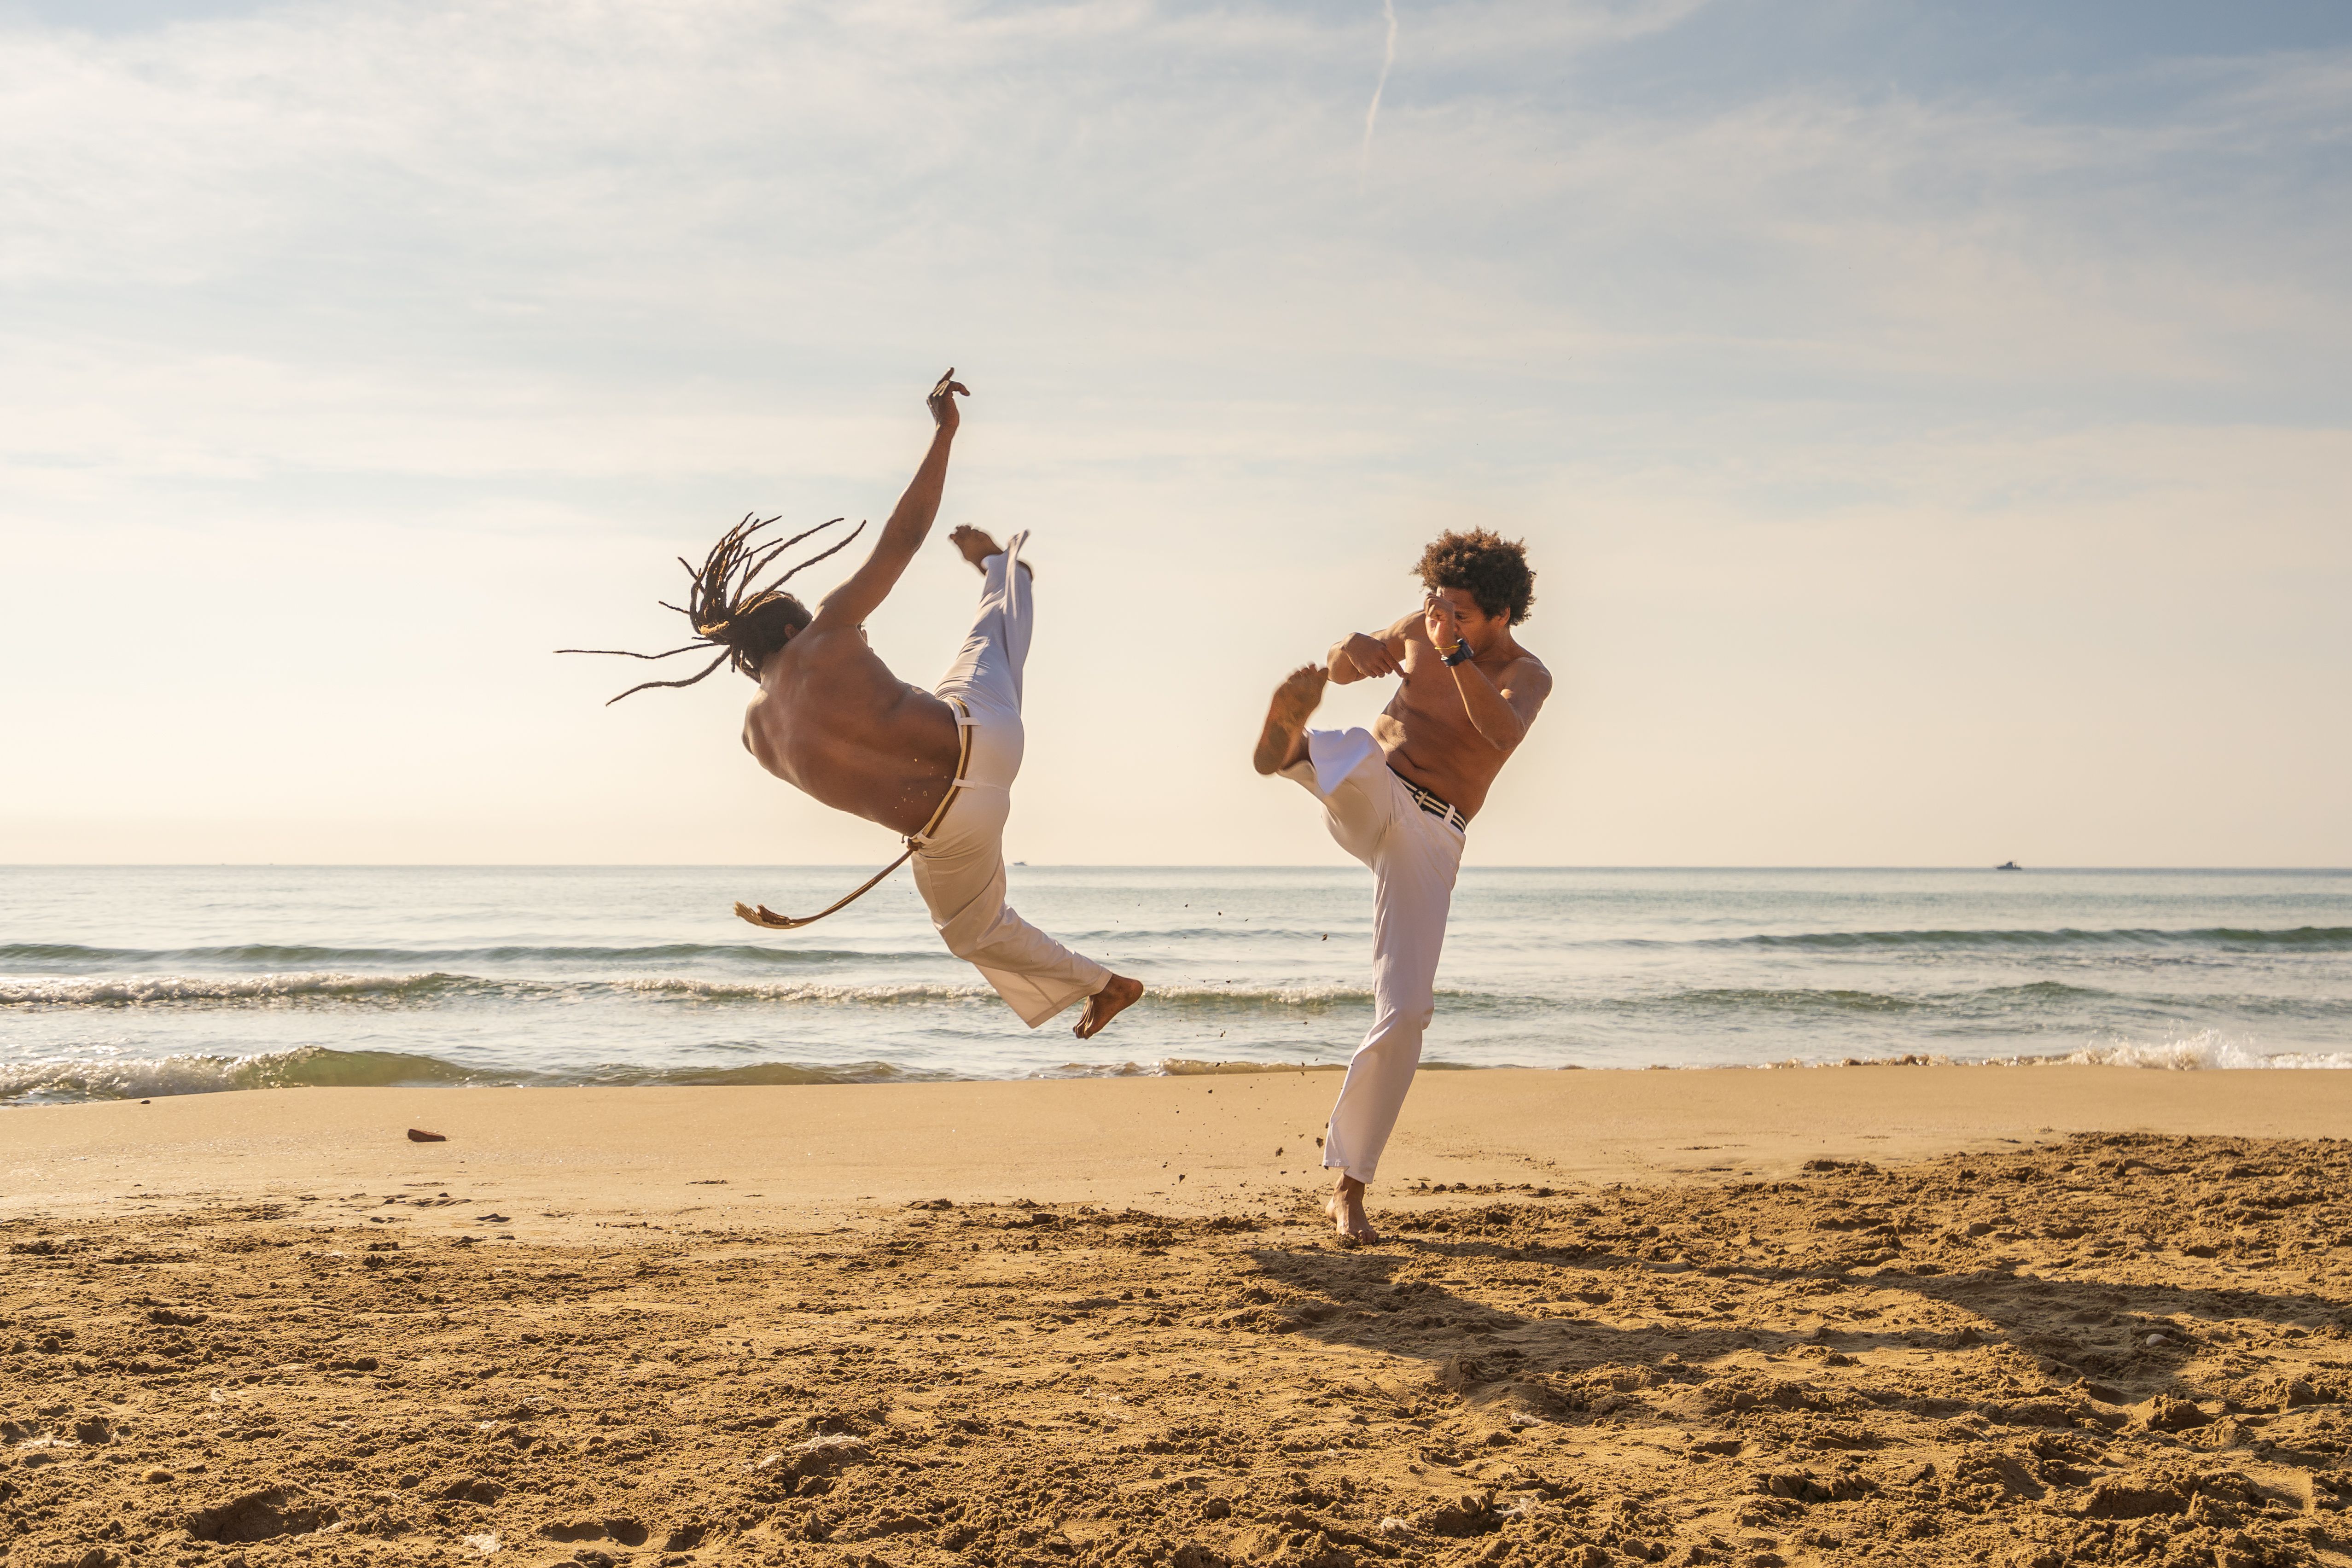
[{"left": 9, "top": 1066, "right": 2352, "bottom": 1567}]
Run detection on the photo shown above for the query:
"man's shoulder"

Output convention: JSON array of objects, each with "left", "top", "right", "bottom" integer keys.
[
  {"left": 1502, "top": 643, "right": 1550, "bottom": 680},
  {"left": 778, "top": 623, "right": 863, "bottom": 668},
  {"left": 750, "top": 635, "right": 830, "bottom": 708}
]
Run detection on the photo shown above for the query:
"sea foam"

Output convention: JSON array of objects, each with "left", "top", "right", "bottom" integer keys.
[{"left": 2052, "top": 1030, "right": 2352, "bottom": 1071}]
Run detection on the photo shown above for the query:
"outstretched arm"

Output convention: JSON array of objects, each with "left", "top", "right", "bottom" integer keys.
[
  {"left": 1326, "top": 613, "right": 1415, "bottom": 684},
  {"left": 812, "top": 370, "right": 969, "bottom": 630}
]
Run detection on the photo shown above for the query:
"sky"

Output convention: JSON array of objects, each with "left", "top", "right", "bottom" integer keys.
[{"left": 1, "top": 0, "right": 2347, "bottom": 868}]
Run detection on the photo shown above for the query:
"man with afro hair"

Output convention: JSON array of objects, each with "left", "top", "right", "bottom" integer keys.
[{"left": 1252, "top": 529, "right": 1550, "bottom": 1243}]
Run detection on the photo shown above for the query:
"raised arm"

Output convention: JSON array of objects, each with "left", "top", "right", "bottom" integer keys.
[
  {"left": 1425, "top": 594, "right": 1550, "bottom": 750},
  {"left": 811, "top": 369, "right": 969, "bottom": 630},
  {"left": 1326, "top": 612, "right": 1415, "bottom": 684},
  {"left": 1461, "top": 657, "right": 1550, "bottom": 750}
]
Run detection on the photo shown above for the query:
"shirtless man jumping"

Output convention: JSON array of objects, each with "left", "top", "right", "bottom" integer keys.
[
  {"left": 569, "top": 371, "right": 1144, "bottom": 1039},
  {"left": 1252, "top": 531, "right": 1550, "bottom": 1242}
]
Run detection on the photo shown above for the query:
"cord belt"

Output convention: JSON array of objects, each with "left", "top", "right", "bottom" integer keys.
[{"left": 734, "top": 700, "right": 973, "bottom": 930}]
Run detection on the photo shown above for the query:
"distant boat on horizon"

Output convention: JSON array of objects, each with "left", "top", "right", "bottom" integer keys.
[{"left": 1995, "top": 860, "right": 2022, "bottom": 871}]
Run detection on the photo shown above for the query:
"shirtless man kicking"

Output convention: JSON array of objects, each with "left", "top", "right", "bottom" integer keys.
[
  {"left": 1252, "top": 531, "right": 1550, "bottom": 1242},
  {"left": 569, "top": 371, "right": 1144, "bottom": 1039}
]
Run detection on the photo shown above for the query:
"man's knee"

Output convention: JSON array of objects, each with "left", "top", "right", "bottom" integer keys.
[
  {"left": 939, "top": 921, "right": 996, "bottom": 964},
  {"left": 1377, "top": 999, "right": 1435, "bottom": 1036},
  {"left": 941, "top": 907, "right": 1038, "bottom": 968},
  {"left": 1355, "top": 1011, "right": 1430, "bottom": 1061}
]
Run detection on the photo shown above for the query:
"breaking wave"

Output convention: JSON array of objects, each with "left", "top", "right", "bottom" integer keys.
[
  {"left": 0, "top": 941, "right": 903, "bottom": 971},
  {"left": 0, "top": 1047, "right": 488, "bottom": 1101},
  {"left": 0, "top": 1047, "right": 1366, "bottom": 1102},
  {"left": 0, "top": 972, "right": 471, "bottom": 1006},
  {"left": 1813, "top": 1032, "right": 2352, "bottom": 1071},
  {"left": 7, "top": 868, "right": 2345, "bottom": 1102},
  {"left": 1712, "top": 926, "right": 2352, "bottom": 952},
  {"left": 1046, "top": 1058, "right": 1347, "bottom": 1078},
  {"left": 0, "top": 971, "right": 1406, "bottom": 1013},
  {"left": 0, "top": 1046, "right": 969, "bottom": 1102},
  {"left": 618, "top": 979, "right": 1404, "bottom": 1014},
  {"left": 12, "top": 926, "right": 2345, "bottom": 974},
  {"left": 2041, "top": 1029, "right": 2352, "bottom": 1071},
  {"left": 15, "top": 1030, "right": 2346, "bottom": 1105}
]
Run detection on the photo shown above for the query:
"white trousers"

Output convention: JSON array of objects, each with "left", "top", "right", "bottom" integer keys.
[
  {"left": 910, "top": 531, "right": 1112, "bottom": 1027},
  {"left": 1282, "top": 729, "right": 1465, "bottom": 1184}
]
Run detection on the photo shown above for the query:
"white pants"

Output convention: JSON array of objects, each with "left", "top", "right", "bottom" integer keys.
[
  {"left": 1282, "top": 729, "right": 1465, "bottom": 1183},
  {"left": 910, "top": 531, "right": 1112, "bottom": 1027}
]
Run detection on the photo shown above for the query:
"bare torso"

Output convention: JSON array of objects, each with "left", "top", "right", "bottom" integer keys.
[
  {"left": 741, "top": 623, "right": 961, "bottom": 839},
  {"left": 1374, "top": 617, "right": 1547, "bottom": 819}
]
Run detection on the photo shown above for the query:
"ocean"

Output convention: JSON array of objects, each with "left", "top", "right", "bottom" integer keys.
[{"left": 3, "top": 866, "right": 2349, "bottom": 1104}]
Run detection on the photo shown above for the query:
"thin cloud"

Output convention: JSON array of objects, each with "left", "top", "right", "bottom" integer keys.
[
  {"left": 0, "top": 3, "right": 2347, "bottom": 864},
  {"left": 1360, "top": 0, "right": 1398, "bottom": 181}
]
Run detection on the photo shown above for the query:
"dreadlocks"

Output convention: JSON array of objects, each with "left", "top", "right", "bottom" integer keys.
[{"left": 559, "top": 513, "right": 867, "bottom": 704}]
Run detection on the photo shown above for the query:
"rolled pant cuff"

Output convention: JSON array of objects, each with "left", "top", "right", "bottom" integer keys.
[{"left": 992, "top": 966, "right": 1111, "bottom": 1029}]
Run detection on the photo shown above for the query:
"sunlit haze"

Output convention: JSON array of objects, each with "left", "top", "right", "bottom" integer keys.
[{"left": 4, "top": 0, "right": 2347, "bottom": 867}]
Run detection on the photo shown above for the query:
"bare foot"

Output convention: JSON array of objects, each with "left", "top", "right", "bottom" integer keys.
[
  {"left": 1327, "top": 1175, "right": 1378, "bottom": 1245},
  {"left": 1252, "top": 664, "right": 1327, "bottom": 775},
  {"left": 948, "top": 525, "right": 999, "bottom": 572},
  {"left": 948, "top": 524, "right": 1033, "bottom": 578},
  {"left": 1073, "top": 973, "right": 1144, "bottom": 1039}
]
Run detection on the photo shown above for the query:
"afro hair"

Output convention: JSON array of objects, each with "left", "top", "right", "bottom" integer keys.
[{"left": 1415, "top": 529, "right": 1535, "bottom": 625}]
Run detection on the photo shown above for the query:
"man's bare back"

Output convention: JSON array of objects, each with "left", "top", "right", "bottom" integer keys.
[
  {"left": 567, "top": 371, "right": 1140, "bottom": 1040},
  {"left": 741, "top": 619, "right": 961, "bottom": 838},
  {"left": 742, "top": 525, "right": 1022, "bottom": 837},
  {"left": 734, "top": 378, "right": 996, "bottom": 837}
]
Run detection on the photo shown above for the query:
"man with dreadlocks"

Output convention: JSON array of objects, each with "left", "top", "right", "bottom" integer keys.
[
  {"left": 568, "top": 371, "right": 1144, "bottom": 1040},
  {"left": 1252, "top": 530, "right": 1550, "bottom": 1244}
]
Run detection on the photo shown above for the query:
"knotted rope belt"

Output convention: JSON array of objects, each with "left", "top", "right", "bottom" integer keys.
[{"left": 734, "top": 699, "right": 973, "bottom": 930}]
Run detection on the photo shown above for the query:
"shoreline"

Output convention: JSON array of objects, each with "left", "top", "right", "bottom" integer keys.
[
  {"left": 8, "top": 1038, "right": 2351, "bottom": 1110},
  {"left": 10, "top": 1065, "right": 2352, "bottom": 1233}
]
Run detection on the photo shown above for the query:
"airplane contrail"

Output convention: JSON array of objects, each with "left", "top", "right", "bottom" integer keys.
[{"left": 1359, "top": 0, "right": 1398, "bottom": 181}]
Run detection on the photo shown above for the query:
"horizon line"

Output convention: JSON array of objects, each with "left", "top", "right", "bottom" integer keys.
[{"left": 6, "top": 863, "right": 2350, "bottom": 874}]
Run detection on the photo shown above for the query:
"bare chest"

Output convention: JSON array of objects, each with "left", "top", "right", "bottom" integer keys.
[
  {"left": 1380, "top": 653, "right": 1486, "bottom": 741},
  {"left": 1373, "top": 649, "right": 1532, "bottom": 812}
]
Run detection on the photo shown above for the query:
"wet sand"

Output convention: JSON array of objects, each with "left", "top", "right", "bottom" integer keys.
[{"left": 7, "top": 1067, "right": 2352, "bottom": 1566}]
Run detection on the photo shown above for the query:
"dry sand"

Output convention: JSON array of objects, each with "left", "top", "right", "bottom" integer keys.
[{"left": 7, "top": 1067, "right": 2352, "bottom": 1568}]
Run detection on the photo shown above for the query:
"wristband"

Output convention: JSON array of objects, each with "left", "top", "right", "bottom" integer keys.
[{"left": 1441, "top": 639, "right": 1473, "bottom": 667}]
